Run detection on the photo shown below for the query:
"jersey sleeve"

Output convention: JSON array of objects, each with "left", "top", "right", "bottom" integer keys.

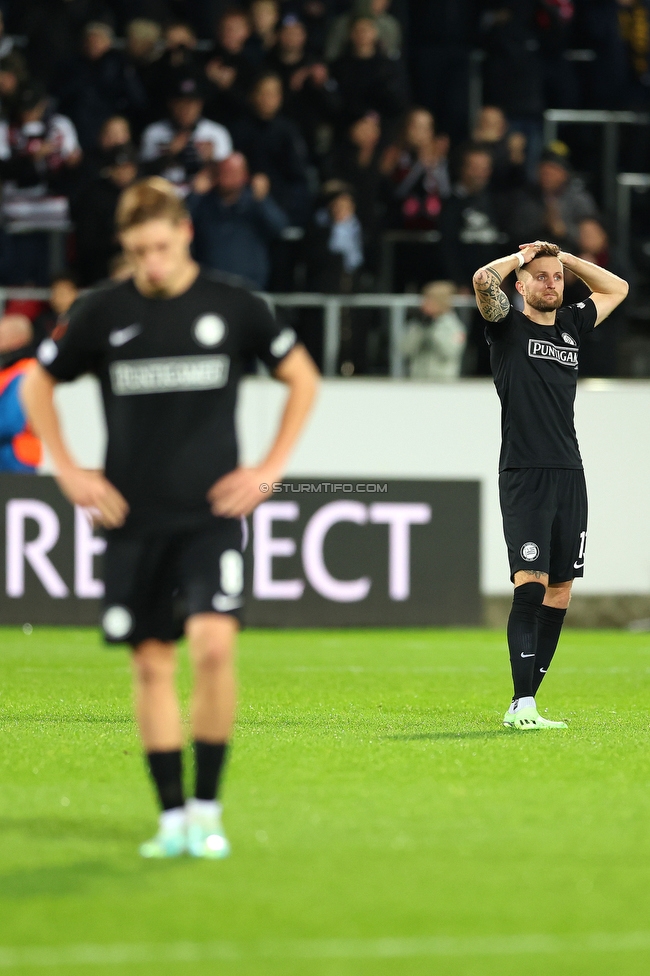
[
  {"left": 36, "top": 293, "right": 103, "bottom": 382},
  {"left": 241, "top": 292, "right": 298, "bottom": 370},
  {"left": 569, "top": 297, "right": 598, "bottom": 336}
]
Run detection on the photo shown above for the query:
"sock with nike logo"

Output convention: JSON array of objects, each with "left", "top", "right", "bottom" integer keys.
[
  {"left": 507, "top": 581, "right": 545, "bottom": 699},
  {"left": 532, "top": 604, "right": 567, "bottom": 694}
]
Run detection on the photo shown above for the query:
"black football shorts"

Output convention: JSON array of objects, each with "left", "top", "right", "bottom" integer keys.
[
  {"left": 499, "top": 468, "right": 588, "bottom": 584},
  {"left": 101, "top": 517, "right": 246, "bottom": 646}
]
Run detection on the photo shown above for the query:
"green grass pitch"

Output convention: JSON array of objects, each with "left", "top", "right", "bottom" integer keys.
[{"left": 0, "top": 626, "right": 650, "bottom": 976}]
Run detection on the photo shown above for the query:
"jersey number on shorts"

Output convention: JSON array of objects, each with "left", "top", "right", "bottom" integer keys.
[
  {"left": 574, "top": 530, "right": 587, "bottom": 570},
  {"left": 220, "top": 549, "right": 244, "bottom": 597}
]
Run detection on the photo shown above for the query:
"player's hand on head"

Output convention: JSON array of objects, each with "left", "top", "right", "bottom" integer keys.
[
  {"left": 56, "top": 468, "right": 129, "bottom": 529},
  {"left": 208, "top": 467, "right": 274, "bottom": 518},
  {"left": 519, "top": 241, "right": 560, "bottom": 263}
]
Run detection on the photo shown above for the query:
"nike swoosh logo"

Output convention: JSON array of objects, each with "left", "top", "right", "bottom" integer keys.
[
  {"left": 521, "top": 653, "right": 535, "bottom": 658},
  {"left": 540, "top": 668, "right": 547, "bottom": 673},
  {"left": 574, "top": 561, "right": 584, "bottom": 569},
  {"left": 109, "top": 324, "right": 142, "bottom": 347}
]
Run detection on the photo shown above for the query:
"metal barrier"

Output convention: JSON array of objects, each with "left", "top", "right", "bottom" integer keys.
[
  {"left": 0, "top": 287, "right": 478, "bottom": 380},
  {"left": 265, "top": 293, "right": 477, "bottom": 378},
  {"left": 616, "top": 173, "right": 650, "bottom": 267},
  {"left": 543, "top": 109, "right": 650, "bottom": 220}
]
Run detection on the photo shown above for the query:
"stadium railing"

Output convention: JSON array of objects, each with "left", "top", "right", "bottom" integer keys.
[
  {"left": 0, "top": 286, "right": 478, "bottom": 378},
  {"left": 543, "top": 109, "right": 650, "bottom": 222},
  {"left": 616, "top": 172, "right": 650, "bottom": 268},
  {"left": 262, "top": 292, "right": 477, "bottom": 377}
]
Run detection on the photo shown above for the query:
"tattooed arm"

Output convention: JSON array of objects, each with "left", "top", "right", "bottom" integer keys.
[
  {"left": 472, "top": 242, "right": 552, "bottom": 323},
  {"left": 472, "top": 262, "right": 512, "bottom": 323}
]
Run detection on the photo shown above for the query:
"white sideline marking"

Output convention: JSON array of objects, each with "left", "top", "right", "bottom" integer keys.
[{"left": 1, "top": 932, "right": 650, "bottom": 967}]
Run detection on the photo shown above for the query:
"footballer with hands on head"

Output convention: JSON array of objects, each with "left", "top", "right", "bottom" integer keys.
[
  {"left": 473, "top": 239, "right": 628, "bottom": 730},
  {"left": 22, "top": 177, "right": 320, "bottom": 858}
]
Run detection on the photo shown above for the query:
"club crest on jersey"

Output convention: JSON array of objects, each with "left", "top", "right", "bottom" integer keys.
[
  {"left": 521, "top": 542, "right": 540, "bottom": 562},
  {"left": 561, "top": 332, "right": 576, "bottom": 346},
  {"left": 527, "top": 338, "right": 578, "bottom": 368},
  {"left": 193, "top": 314, "right": 227, "bottom": 347}
]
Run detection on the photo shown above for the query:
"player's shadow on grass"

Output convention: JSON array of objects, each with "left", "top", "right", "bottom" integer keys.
[
  {"left": 384, "top": 730, "right": 509, "bottom": 741},
  {"left": 0, "top": 862, "right": 124, "bottom": 898}
]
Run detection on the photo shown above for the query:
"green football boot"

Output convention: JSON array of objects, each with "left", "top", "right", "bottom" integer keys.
[
  {"left": 139, "top": 820, "right": 187, "bottom": 858},
  {"left": 186, "top": 802, "right": 230, "bottom": 859}
]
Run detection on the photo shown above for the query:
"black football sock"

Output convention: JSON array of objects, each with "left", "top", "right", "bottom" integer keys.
[
  {"left": 194, "top": 741, "right": 229, "bottom": 801},
  {"left": 146, "top": 750, "right": 184, "bottom": 811},
  {"left": 507, "top": 582, "right": 546, "bottom": 700},
  {"left": 532, "top": 605, "right": 566, "bottom": 695}
]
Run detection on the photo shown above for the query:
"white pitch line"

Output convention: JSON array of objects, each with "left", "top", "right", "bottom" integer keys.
[{"left": 1, "top": 932, "right": 650, "bottom": 967}]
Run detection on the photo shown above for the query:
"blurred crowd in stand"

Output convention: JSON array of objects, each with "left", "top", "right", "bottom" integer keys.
[{"left": 0, "top": 0, "right": 647, "bottom": 381}]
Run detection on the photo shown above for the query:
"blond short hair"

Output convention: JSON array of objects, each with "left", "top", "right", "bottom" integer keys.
[
  {"left": 422, "top": 280, "right": 455, "bottom": 311},
  {"left": 116, "top": 178, "right": 188, "bottom": 233}
]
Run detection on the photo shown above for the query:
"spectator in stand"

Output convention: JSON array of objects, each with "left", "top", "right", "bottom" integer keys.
[
  {"left": 305, "top": 181, "right": 365, "bottom": 289},
  {"left": 381, "top": 107, "right": 450, "bottom": 229},
  {"left": 188, "top": 152, "right": 289, "bottom": 289},
  {"left": 0, "top": 313, "right": 42, "bottom": 473},
  {"left": 204, "top": 9, "right": 257, "bottom": 128},
  {"left": 617, "top": 0, "right": 650, "bottom": 106},
  {"left": 73, "top": 143, "right": 139, "bottom": 285},
  {"left": 329, "top": 15, "right": 409, "bottom": 133},
  {"left": 480, "top": 1, "right": 545, "bottom": 178},
  {"left": 322, "top": 109, "right": 385, "bottom": 266},
  {"left": 439, "top": 147, "right": 504, "bottom": 288},
  {"left": 291, "top": 0, "right": 333, "bottom": 56},
  {"left": 325, "top": 0, "right": 402, "bottom": 61},
  {"left": 54, "top": 20, "right": 147, "bottom": 151},
  {"left": 140, "top": 75, "right": 232, "bottom": 191},
  {"left": 470, "top": 105, "right": 526, "bottom": 192},
  {"left": 32, "top": 272, "right": 80, "bottom": 345},
  {"left": 563, "top": 217, "right": 627, "bottom": 376},
  {"left": 0, "top": 10, "right": 27, "bottom": 72},
  {"left": 126, "top": 19, "right": 162, "bottom": 68},
  {"left": 0, "top": 54, "right": 25, "bottom": 123},
  {"left": 248, "top": 0, "right": 281, "bottom": 64},
  {"left": 8, "top": 0, "right": 110, "bottom": 88},
  {"left": 0, "top": 81, "right": 82, "bottom": 197},
  {"left": 506, "top": 142, "right": 599, "bottom": 251},
  {"left": 439, "top": 147, "right": 505, "bottom": 373},
  {"left": 81, "top": 114, "right": 132, "bottom": 185},
  {"left": 402, "top": 281, "right": 466, "bottom": 381},
  {"left": 232, "top": 72, "right": 311, "bottom": 225},
  {"left": 303, "top": 181, "right": 367, "bottom": 372},
  {"left": 125, "top": 19, "right": 163, "bottom": 130},
  {"left": 575, "top": 0, "right": 650, "bottom": 111},
  {"left": 265, "top": 14, "right": 338, "bottom": 157},
  {"left": 144, "top": 21, "right": 203, "bottom": 124}
]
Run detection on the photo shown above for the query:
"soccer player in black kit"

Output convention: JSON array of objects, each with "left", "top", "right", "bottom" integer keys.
[
  {"left": 22, "top": 178, "right": 319, "bottom": 856},
  {"left": 473, "top": 240, "right": 628, "bottom": 730}
]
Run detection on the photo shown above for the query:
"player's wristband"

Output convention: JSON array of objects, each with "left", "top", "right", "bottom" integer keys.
[{"left": 514, "top": 251, "right": 525, "bottom": 268}]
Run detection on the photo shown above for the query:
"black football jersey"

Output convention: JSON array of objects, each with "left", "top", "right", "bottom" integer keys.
[
  {"left": 485, "top": 298, "right": 597, "bottom": 471},
  {"left": 39, "top": 272, "right": 298, "bottom": 530}
]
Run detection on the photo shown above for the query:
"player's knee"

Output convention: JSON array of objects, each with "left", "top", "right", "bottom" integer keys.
[
  {"left": 512, "top": 581, "right": 546, "bottom": 608},
  {"left": 133, "top": 644, "right": 176, "bottom": 685},
  {"left": 188, "top": 617, "right": 235, "bottom": 671},
  {"left": 545, "top": 585, "right": 572, "bottom": 610}
]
